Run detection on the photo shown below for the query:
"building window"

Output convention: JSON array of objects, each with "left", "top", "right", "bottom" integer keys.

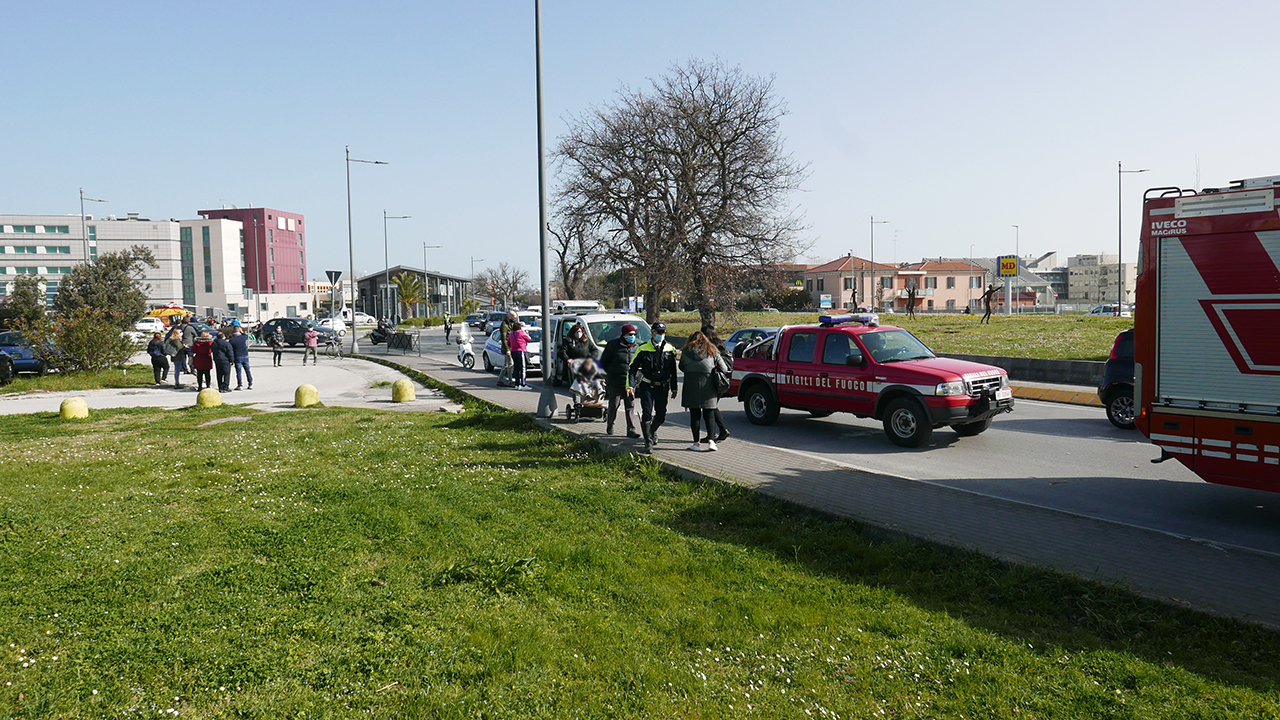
[
  {"left": 946, "top": 276, "right": 955, "bottom": 289},
  {"left": 179, "top": 227, "right": 195, "bottom": 306},
  {"left": 946, "top": 299, "right": 956, "bottom": 310},
  {"left": 843, "top": 277, "right": 852, "bottom": 290},
  {"left": 202, "top": 226, "right": 213, "bottom": 293},
  {"left": 806, "top": 279, "right": 813, "bottom": 292},
  {"left": 270, "top": 267, "right": 275, "bottom": 281},
  {"left": 44, "top": 225, "right": 70, "bottom": 234},
  {"left": 880, "top": 276, "right": 892, "bottom": 289},
  {"left": 970, "top": 276, "right": 983, "bottom": 289},
  {"left": 269, "top": 229, "right": 274, "bottom": 244},
  {"left": 927, "top": 300, "right": 934, "bottom": 310},
  {"left": 300, "top": 301, "right": 308, "bottom": 310},
  {"left": 817, "top": 278, "right": 824, "bottom": 292},
  {"left": 269, "top": 248, "right": 274, "bottom": 262},
  {"left": 924, "top": 277, "right": 937, "bottom": 289},
  {"left": 11, "top": 225, "right": 36, "bottom": 233}
]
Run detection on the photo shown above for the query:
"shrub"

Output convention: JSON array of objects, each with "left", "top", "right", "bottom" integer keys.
[{"left": 25, "top": 308, "right": 136, "bottom": 373}]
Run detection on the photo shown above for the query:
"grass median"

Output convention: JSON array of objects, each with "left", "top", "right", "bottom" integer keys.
[
  {"left": 0, "top": 363, "right": 156, "bottom": 395},
  {"left": 1, "top": 404, "right": 1275, "bottom": 718},
  {"left": 661, "top": 312, "right": 1132, "bottom": 361}
]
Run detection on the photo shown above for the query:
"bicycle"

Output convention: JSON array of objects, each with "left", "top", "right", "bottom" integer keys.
[{"left": 324, "top": 336, "right": 344, "bottom": 359}]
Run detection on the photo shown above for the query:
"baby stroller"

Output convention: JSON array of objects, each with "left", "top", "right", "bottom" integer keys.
[{"left": 565, "top": 358, "right": 607, "bottom": 422}]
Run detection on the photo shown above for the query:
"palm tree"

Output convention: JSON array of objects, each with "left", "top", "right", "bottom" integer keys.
[{"left": 391, "top": 273, "right": 425, "bottom": 318}]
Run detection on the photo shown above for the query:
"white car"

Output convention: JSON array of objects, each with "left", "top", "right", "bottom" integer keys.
[
  {"left": 1086, "top": 304, "right": 1132, "bottom": 318},
  {"left": 481, "top": 328, "right": 542, "bottom": 375},
  {"left": 135, "top": 317, "right": 166, "bottom": 335},
  {"left": 317, "top": 318, "right": 347, "bottom": 336}
]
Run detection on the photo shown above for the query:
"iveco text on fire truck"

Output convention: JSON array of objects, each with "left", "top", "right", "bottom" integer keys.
[{"left": 1135, "top": 174, "right": 1280, "bottom": 493}]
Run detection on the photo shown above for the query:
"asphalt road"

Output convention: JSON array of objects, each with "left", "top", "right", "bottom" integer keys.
[{"left": 414, "top": 330, "right": 1280, "bottom": 558}]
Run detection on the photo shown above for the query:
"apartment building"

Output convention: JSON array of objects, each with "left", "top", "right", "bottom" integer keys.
[
  {"left": 803, "top": 255, "right": 898, "bottom": 309},
  {"left": 1067, "top": 254, "right": 1136, "bottom": 305},
  {"left": 894, "top": 260, "right": 990, "bottom": 312},
  {"left": 197, "top": 207, "right": 306, "bottom": 294}
]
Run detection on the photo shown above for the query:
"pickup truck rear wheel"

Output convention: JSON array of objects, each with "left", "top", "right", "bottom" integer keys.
[
  {"left": 953, "top": 417, "right": 992, "bottom": 437},
  {"left": 744, "top": 385, "right": 780, "bottom": 425},
  {"left": 883, "top": 397, "right": 932, "bottom": 448}
]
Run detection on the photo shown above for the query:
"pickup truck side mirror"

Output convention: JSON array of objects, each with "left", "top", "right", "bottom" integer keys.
[{"left": 845, "top": 353, "right": 865, "bottom": 368}]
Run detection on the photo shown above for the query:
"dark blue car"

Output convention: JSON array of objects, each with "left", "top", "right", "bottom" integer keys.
[
  {"left": 0, "top": 331, "right": 46, "bottom": 375},
  {"left": 1097, "top": 329, "right": 1134, "bottom": 429}
]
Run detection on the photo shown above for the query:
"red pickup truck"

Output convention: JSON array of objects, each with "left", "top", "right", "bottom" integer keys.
[{"left": 730, "top": 314, "right": 1015, "bottom": 447}]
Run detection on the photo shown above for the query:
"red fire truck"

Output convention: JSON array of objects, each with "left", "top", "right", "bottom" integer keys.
[{"left": 1135, "top": 174, "right": 1280, "bottom": 493}]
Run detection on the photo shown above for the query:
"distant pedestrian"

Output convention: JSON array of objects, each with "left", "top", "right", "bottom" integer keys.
[
  {"left": 496, "top": 310, "right": 518, "bottom": 387},
  {"left": 164, "top": 327, "right": 187, "bottom": 389},
  {"left": 600, "top": 323, "right": 641, "bottom": 438},
  {"left": 302, "top": 325, "right": 319, "bottom": 365},
  {"left": 229, "top": 327, "right": 253, "bottom": 390},
  {"left": 268, "top": 325, "right": 284, "bottom": 366},
  {"left": 191, "top": 332, "right": 214, "bottom": 391},
  {"left": 679, "top": 330, "right": 726, "bottom": 452},
  {"left": 507, "top": 321, "right": 532, "bottom": 389},
  {"left": 444, "top": 316, "right": 453, "bottom": 343},
  {"left": 629, "top": 321, "right": 677, "bottom": 453},
  {"left": 180, "top": 315, "right": 197, "bottom": 352},
  {"left": 700, "top": 327, "right": 731, "bottom": 444},
  {"left": 146, "top": 332, "right": 169, "bottom": 384},
  {"left": 213, "top": 329, "right": 235, "bottom": 392}
]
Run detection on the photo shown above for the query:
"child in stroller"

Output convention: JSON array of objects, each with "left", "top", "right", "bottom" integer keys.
[{"left": 565, "top": 358, "right": 607, "bottom": 422}]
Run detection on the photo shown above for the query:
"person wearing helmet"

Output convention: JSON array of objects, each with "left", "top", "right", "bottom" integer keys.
[
  {"left": 600, "top": 323, "right": 641, "bottom": 437},
  {"left": 629, "top": 320, "right": 677, "bottom": 452}
]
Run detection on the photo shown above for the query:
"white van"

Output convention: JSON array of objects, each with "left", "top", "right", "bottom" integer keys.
[{"left": 553, "top": 300, "right": 605, "bottom": 314}]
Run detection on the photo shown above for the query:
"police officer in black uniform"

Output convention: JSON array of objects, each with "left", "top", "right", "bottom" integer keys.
[{"left": 629, "top": 321, "right": 678, "bottom": 452}]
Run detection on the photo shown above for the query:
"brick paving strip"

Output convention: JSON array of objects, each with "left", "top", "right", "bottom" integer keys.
[{"left": 365, "top": 335, "right": 1280, "bottom": 628}]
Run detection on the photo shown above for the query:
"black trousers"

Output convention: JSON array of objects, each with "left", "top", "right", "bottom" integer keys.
[
  {"left": 196, "top": 368, "right": 212, "bottom": 390},
  {"left": 151, "top": 356, "right": 169, "bottom": 383},
  {"left": 606, "top": 385, "right": 636, "bottom": 432},
  {"left": 636, "top": 383, "right": 669, "bottom": 434},
  {"left": 215, "top": 360, "right": 231, "bottom": 392}
]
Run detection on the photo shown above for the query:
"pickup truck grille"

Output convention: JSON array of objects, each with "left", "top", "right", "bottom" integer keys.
[{"left": 966, "top": 375, "right": 1003, "bottom": 396}]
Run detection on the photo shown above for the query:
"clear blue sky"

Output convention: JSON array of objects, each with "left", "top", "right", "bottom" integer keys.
[{"left": 6, "top": 0, "right": 1280, "bottom": 282}]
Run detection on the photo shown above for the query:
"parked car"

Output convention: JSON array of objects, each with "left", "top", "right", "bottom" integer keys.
[
  {"left": 485, "top": 311, "right": 541, "bottom": 335},
  {"left": 135, "top": 317, "right": 166, "bottom": 335},
  {"left": 465, "top": 313, "right": 486, "bottom": 329},
  {"left": 725, "top": 326, "right": 779, "bottom": 355},
  {"left": 0, "top": 350, "right": 14, "bottom": 385},
  {"left": 1086, "top": 304, "right": 1133, "bottom": 318},
  {"left": 0, "top": 331, "right": 47, "bottom": 375},
  {"left": 1097, "top": 328, "right": 1135, "bottom": 429},
  {"left": 317, "top": 317, "right": 347, "bottom": 336},
  {"left": 260, "top": 317, "right": 338, "bottom": 347},
  {"left": 481, "top": 328, "right": 543, "bottom": 375}
]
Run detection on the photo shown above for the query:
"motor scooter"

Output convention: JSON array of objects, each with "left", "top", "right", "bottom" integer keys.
[
  {"left": 456, "top": 330, "right": 475, "bottom": 369},
  {"left": 370, "top": 319, "right": 394, "bottom": 345}
]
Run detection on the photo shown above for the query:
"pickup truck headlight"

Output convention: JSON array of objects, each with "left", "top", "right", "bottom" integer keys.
[
  {"left": 935, "top": 381, "right": 966, "bottom": 396},
  {"left": 999, "top": 374, "right": 1010, "bottom": 388}
]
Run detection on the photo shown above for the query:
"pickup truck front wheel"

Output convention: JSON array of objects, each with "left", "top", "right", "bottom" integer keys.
[
  {"left": 744, "top": 385, "right": 780, "bottom": 426},
  {"left": 883, "top": 397, "right": 933, "bottom": 448}
]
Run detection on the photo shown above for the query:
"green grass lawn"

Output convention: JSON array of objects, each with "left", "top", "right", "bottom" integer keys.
[
  {"left": 661, "top": 312, "right": 1133, "bottom": 361},
  {"left": 0, "top": 364, "right": 156, "bottom": 395},
  {"left": 1, "top": 405, "right": 1274, "bottom": 718}
]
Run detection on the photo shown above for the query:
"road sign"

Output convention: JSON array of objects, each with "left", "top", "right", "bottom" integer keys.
[
  {"left": 326, "top": 270, "right": 342, "bottom": 284},
  {"left": 998, "top": 255, "right": 1018, "bottom": 277},
  {"left": 820, "top": 293, "right": 832, "bottom": 309}
]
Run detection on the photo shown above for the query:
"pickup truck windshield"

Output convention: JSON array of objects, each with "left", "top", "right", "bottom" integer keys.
[{"left": 857, "top": 329, "right": 935, "bottom": 364}]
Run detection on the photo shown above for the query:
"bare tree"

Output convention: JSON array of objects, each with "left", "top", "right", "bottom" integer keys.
[
  {"left": 555, "top": 59, "right": 808, "bottom": 330},
  {"left": 474, "top": 262, "right": 529, "bottom": 309},
  {"left": 548, "top": 214, "right": 611, "bottom": 301}
]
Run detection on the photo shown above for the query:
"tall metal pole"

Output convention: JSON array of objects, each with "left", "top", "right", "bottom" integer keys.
[
  {"left": 848, "top": 249, "right": 854, "bottom": 310},
  {"left": 968, "top": 243, "right": 974, "bottom": 311},
  {"left": 1011, "top": 224, "right": 1019, "bottom": 314},
  {"left": 423, "top": 243, "right": 440, "bottom": 317},
  {"left": 1119, "top": 162, "right": 1149, "bottom": 315},
  {"left": 79, "top": 189, "right": 106, "bottom": 266},
  {"left": 870, "top": 216, "right": 888, "bottom": 311},
  {"left": 534, "top": 0, "right": 557, "bottom": 418},
  {"left": 382, "top": 212, "right": 411, "bottom": 321},
  {"left": 346, "top": 147, "right": 388, "bottom": 352}
]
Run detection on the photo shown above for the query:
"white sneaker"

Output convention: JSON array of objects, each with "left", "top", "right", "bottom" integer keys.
[
  {"left": 707, "top": 440, "right": 718, "bottom": 451},
  {"left": 687, "top": 443, "right": 701, "bottom": 451}
]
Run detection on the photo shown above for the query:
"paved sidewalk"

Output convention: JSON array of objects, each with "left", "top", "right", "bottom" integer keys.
[{"left": 372, "top": 332, "right": 1280, "bottom": 628}]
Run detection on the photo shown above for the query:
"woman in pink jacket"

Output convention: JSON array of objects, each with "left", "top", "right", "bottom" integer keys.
[{"left": 507, "top": 322, "right": 531, "bottom": 389}]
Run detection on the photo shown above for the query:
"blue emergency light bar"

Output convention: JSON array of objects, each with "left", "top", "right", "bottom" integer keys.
[{"left": 818, "top": 313, "right": 878, "bottom": 327}]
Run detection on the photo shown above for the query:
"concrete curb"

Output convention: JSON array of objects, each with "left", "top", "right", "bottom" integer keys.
[{"left": 1010, "top": 383, "right": 1102, "bottom": 406}]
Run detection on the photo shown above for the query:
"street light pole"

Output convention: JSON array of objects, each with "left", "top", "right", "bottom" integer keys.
[
  {"left": 968, "top": 243, "right": 975, "bottom": 311},
  {"left": 1119, "top": 161, "right": 1149, "bottom": 315},
  {"left": 870, "top": 216, "right": 888, "bottom": 311},
  {"left": 848, "top": 249, "right": 854, "bottom": 310},
  {"left": 346, "top": 145, "right": 388, "bottom": 354},
  {"left": 423, "top": 243, "right": 441, "bottom": 317},
  {"left": 382, "top": 211, "right": 411, "bottom": 321},
  {"left": 1011, "top": 224, "right": 1019, "bottom": 314},
  {"left": 79, "top": 188, "right": 106, "bottom": 264},
  {"left": 534, "top": 0, "right": 557, "bottom": 417}
]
